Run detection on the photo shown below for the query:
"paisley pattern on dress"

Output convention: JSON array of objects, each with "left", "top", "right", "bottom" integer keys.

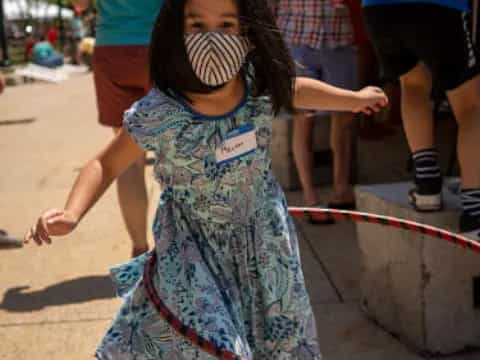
[{"left": 95, "top": 76, "right": 322, "bottom": 359}]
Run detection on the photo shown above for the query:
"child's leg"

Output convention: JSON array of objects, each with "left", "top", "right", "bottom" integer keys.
[
  {"left": 400, "top": 63, "right": 443, "bottom": 211},
  {"left": 415, "top": 8, "right": 480, "bottom": 233},
  {"left": 399, "top": 62, "right": 435, "bottom": 153},
  {"left": 363, "top": 4, "right": 450, "bottom": 211},
  {"left": 447, "top": 76, "right": 480, "bottom": 236},
  {"left": 447, "top": 76, "right": 480, "bottom": 190}
]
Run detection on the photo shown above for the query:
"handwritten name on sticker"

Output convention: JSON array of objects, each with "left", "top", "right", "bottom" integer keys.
[{"left": 216, "top": 124, "right": 257, "bottom": 165}]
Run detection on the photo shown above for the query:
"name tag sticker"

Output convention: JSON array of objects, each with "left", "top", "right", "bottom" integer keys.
[{"left": 216, "top": 124, "right": 257, "bottom": 164}]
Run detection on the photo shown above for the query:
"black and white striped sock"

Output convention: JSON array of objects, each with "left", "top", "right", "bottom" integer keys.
[
  {"left": 461, "top": 189, "right": 480, "bottom": 218},
  {"left": 412, "top": 148, "right": 442, "bottom": 194}
]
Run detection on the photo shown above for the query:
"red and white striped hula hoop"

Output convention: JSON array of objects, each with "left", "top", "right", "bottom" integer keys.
[
  {"left": 142, "top": 207, "right": 479, "bottom": 358},
  {"left": 288, "top": 207, "right": 480, "bottom": 254}
]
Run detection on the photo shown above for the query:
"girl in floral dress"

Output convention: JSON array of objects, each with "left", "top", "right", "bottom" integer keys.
[{"left": 25, "top": 0, "right": 387, "bottom": 358}]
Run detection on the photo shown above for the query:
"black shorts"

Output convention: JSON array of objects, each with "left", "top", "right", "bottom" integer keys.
[{"left": 363, "top": 4, "right": 480, "bottom": 91}]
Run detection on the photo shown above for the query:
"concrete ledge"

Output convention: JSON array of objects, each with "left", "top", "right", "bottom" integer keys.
[{"left": 355, "top": 180, "right": 480, "bottom": 355}]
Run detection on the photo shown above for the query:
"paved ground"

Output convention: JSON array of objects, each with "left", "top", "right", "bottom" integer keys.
[{"left": 0, "top": 74, "right": 478, "bottom": 359}]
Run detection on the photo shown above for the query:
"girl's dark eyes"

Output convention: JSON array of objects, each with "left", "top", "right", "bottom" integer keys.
[{"left": 188, "top": 21, "right": 238, "bottom": 30}]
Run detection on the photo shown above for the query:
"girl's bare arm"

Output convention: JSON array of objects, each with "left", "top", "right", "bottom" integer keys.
[
  {"left": 65, "top": 129, "right": 144, "bottom": 222},
  {"left": 25, "top": 129, "right": 144, "bottom": 245},
  {"left": 293, "top": 77, "right": 388, "bottom": 114}
]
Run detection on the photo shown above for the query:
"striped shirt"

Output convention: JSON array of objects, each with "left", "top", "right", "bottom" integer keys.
[{"left": 272, "top": 0, "right": 355, "bottom": 49}]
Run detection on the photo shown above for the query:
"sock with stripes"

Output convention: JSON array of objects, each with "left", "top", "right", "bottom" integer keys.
[
  {"left": 460, "top": 189, "right": 480, "bottom": 234},
  {"left": 461, "top": 189, "right": 480, "bottom": 218},
  {"left": 412, "top": 148, "right": 442, "bottom": 194}
]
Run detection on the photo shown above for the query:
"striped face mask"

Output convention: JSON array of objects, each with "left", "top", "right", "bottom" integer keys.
[{"left": 184, "top": 32, "right": 250, "bottom": 87}]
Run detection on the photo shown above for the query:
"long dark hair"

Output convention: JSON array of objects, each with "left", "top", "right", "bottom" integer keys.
[{"left": 149, "top": 0, "right": 295, "bottom": 115}]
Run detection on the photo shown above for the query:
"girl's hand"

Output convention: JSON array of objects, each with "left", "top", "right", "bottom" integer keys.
[
  {"left": 24, "top": 209, "right": 79, "bottom": 246},
  {"left": 353, "top": 86, "right": 389, "bottom": 115}
]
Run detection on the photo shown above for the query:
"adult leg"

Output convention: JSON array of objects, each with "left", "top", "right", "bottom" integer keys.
[
  {"left": 94, "top": 46, "right": 151, "bottom": 257},
  {"left": 329, "top": 112, "right": 356, "bottom": 205},
  {"left": 292, "top": 112, "right": 318, "bottom": 206},
  {"left": 289, "top": 46, "right": 323, "bottom": 207},
  {"left": 113, "top": 128, "right": 149, "bottom": 257},
  {"left": 321, "top": 47, "right": 359, "bottom": 208}
]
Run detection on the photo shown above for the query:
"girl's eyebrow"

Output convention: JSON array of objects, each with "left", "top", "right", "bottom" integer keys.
[
  {"left": 185, "top": 11, "right": 238, "bottom": 19},
  {"left": 221, "top": 13, "right": 238, "bottom": 18},
  {"left": 185, "top": 12, "right": 200, "bottom": 18}
]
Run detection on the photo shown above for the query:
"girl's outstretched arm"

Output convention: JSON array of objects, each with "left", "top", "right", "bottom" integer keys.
[
  {"left": 293, "top": 77, "right": 388, "bottom": 115},
  {"left": 25, "top": 129, "right": 144, "bottom": 245}
]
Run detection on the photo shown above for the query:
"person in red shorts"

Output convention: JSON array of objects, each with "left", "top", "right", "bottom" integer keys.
[{"left": 71, "top": 0, "right": 164, "bottom": 257}]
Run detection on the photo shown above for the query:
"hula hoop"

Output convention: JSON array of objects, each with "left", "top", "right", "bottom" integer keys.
[
  {"left": 143, "top": 253, "right": 247, "bottom": 360},
  {"left": 143, "top": 207, "right": 480, "bottom": 358},
  {"left": 288, "top": 207, "right": 480, "bottom": 254}
]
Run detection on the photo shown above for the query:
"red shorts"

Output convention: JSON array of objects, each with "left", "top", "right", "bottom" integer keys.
[{"left": 93, "top": 45, "right": 151, "bottom": 127}]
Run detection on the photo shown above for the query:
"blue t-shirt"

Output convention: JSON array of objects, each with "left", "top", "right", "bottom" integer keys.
[
  {"left": 362, "top": 0, "right": 469, "bottom": 11},
  {"left": 95, "top": 0, "right": 164, "bottom": 47}
]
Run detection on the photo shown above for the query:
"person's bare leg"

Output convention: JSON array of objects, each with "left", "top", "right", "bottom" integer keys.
[
  {"left": 399, "top": 62, "right": 435, "bottom": 152},
  {"left": 399, "top": 62, "right": 445, "bottom": 212},
  {"left": 113, "top": 128, "right": 149, "bottom": 257},
  {"left": 447, "top": 75, "right": 480, "bottom": 189},
  {"left": 292, "top": 112, "right": 318, "bottom": 206},
  {"left": 329, "top": 112, "right": 355, "bottom": 204}
]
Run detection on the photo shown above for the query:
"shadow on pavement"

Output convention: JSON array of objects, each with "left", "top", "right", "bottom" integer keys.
[{"left": 0, "top": 275, "right": 115, "bottom": 312}]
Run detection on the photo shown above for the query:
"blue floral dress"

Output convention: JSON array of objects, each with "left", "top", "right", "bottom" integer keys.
[{"left": 95, "top": 78, "right": 322, "bottom": 359}]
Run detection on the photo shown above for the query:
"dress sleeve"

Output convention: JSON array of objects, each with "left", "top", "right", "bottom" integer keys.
[{"left": 123, "top": 90, "right": 165, "bottom": 152}]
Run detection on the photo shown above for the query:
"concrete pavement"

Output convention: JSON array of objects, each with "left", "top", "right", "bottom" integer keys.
[{"left": 0, "top": 74, "right": 478, "bottom": 359}]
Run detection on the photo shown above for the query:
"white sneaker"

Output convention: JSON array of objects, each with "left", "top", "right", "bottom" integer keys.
[{"left": 408, "top": 188, "right": 443, "bottom": 212}]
